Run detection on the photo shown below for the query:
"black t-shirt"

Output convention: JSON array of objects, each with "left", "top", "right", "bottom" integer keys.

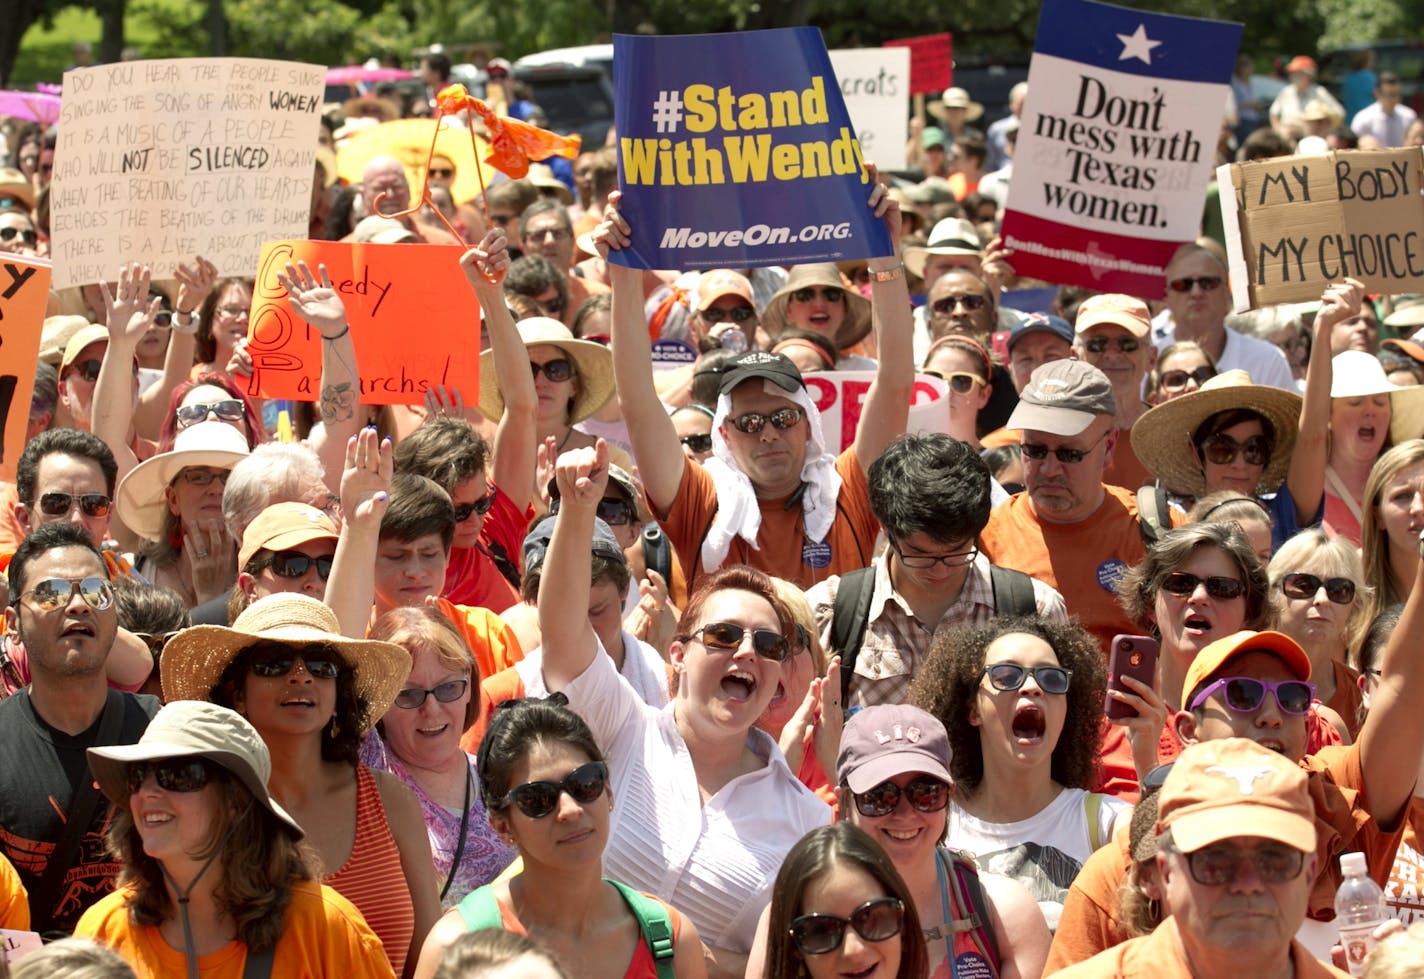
[{"left": 0, "top": 688, "right": 158, "bottom": 934}]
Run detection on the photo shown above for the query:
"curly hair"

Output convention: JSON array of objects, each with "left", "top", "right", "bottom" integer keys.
[
  {"left": 909, "top": 616, "right": 1106, "bottom": 793},
  {"left": 1116, "top": 521, "right": 1272, "bottom": 634}
]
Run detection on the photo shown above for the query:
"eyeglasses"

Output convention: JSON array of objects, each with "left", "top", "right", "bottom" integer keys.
[
  {"left": 133, "top": 630, "right": 182, "bottom": 655},
  {"left": 1160, "top": 572, "right": 1245, "bottom": 600},
  {"left": 530, "top": 358, "right": 575, "bottom": 382},
  {"left": 453, "top": 488, "right": 497, "bottom": 523},
  {"left": 489, "top": 212, "right": 517, "bottom": 226},
  {"left": 498, "top": 760, "right": 608, "bottom": 818},
  {"left": 394, "top": 678, "right": 469, "bottom": 709},
  {"left": 429, "top": 166, "right": 454, "bottom": 179},
  {"left": 1159, "top": 366, "right": 1216, "bottom": 391},
  {"left": 1280, "top": 572, "right": 1356, "bottom": 604},
  {"left": 262, "top": 550, "right": 334, "bottom": 580},
  {"left": 924, "top": 370, "right": 985, "bottom": 394},
  {"left": 1021, "top": 431, "right": 1108, "bottom": 465},
  {"left": 890, "top": 538, "right": 977, "bottom": 570},
  {"left": 727, "top": 406, "right": 803, "bottom": 435},
  {"left": 679, "top": 433, "right": 713, "bottom": 453},
  {"left": 152, "top": 310, "right": 173, "bottom": 328},
  {"left": 1168, "top": 276, "right": 1222, "bottom": 293},
  {"left": 790, "top": 897, "right": 904, "bottom": 957},
  {"left": 1082, "top": 335, "right": 1141, "bottom": 354},
  {"left": 851, "top": 776, "right": 951, "bottom": 817},
  {"left": 36, "top": 492, "right": 112, "bottom": 518},
  {"left": 683, "top": 621, "right": 791, "bottom": 662},
  {"left": 216, "top": 304, "right": 250, "bottom": 319},
  {"left": 699, "top": 305, "right": 756, "bottom": 324},
  {"left": 1189, "top": 675, "right": 1315, "bottom": 715},
  {"left": 20, "top": 577, "right": 114, "bottom": 612},
  {"left": 247, "top": 646, "right": 343, "bottom": 680},
  {"left": 1200, "top": 433, "right": 1271, "bottom": 467},
  {"left": 791, "top": 286, "right": 845, "bottom": 304},
  {"left": 929, "top": 293, "right": 989, "bottom": 316},
  {"left": 0, "top": 226, "right": 37, "bottom": 246},
  {"left": 1183, "top": 841, "right": 1306, "bottom": 886},
  {"left": 175, "top": 399, "right": 246, "bottom": 428},
  {"left": 177, "top": 469, "right": 229, "bottom": 488},
  {"left": 981, "top": 662, "right": 1073, "bottom": 694},
  {"left": 127, "top": 758, "right": 215, "bottom": 794},
  {"left": 67, "top": 358, "right": 103, "bottom": 384},
  {"left": 525, "top": 227, "right": 572, "bottom": 242}
]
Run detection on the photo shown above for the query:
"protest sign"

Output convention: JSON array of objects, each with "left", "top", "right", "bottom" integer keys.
[
  {"left": 50, "top": 58, "right": 324, "bottom": 288},
  {"left": 829, "top": 49, "right": 910, "bottom": 171},
  {"left": 1000, "top": 0, "right": 1241, "bottom": 299},
  {"left": 610, "top": 28, "right": 894, "bottom": 271},
  {"left": 0, "top": 929, "right": 44, "bottom": 964},
  {"left": 0, "top": 256, "right": 50, "bottom": 481},
  {"left": 244, "top": 240, "right": 480, "bottom": 406},
  {"left": 882, "top": 34, "right": 953, "bottom": 96},
  {"left": 806, "top": 370, "right": 950, "bottom": 452},
  {"left": 1218, "top": 148, "right": 1424, "bottom": 311}
]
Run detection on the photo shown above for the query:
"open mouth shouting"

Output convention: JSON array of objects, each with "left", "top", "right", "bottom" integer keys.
[
  {"left": 721, "top": 669, "right": 757, "bottom": 703},
  {"left": 1011, "top": 702, "right": 1047, "bottom": 746}
]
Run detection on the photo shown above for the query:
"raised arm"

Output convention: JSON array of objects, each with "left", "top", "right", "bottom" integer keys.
[
  {"left": 1288, "top": 278, "right": 1363, "bottom": 526},
  {"left": 133, "top": 256, "right": 211, "bottom": 438},
  {"left": 289, "top": 262, "right": 362, "bottom": 494},
  {"left": 597, "top": 193, "right": 686, "bottom": 512},
  {"left": 852, "top": 165, "right": 915, "bottom": 472},
  {"left": 537, "top": 441, "right": 608, "bottom": 691},
  {"left": 325, "top": 427, "right": 392, "bottom": 638},
  {"left": 93, "top": 263, "right": 161, "bottom": 483}
]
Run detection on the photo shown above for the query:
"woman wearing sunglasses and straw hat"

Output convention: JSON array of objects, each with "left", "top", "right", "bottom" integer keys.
[
  {"left": 160, "top": 593, "right": 440, "bottom": 977},
  {"left": 75, "top": 700, "right": 394, "bottom": 979}
]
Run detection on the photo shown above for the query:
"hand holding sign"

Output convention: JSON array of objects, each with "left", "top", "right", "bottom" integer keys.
[
  {"left": 866, "top": 163, "right": 901, "bottom": 242},
  {"left": 591, "top": 190, "right": 633, "bottom": 260}
]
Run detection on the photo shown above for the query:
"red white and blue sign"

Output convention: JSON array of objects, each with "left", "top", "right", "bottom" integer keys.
[
  {"left": 1001, "top": 0, "right": 1242, "bottom": 299},
  {"left": 609, "top": 28, "right": 894, "bottom": 271}
]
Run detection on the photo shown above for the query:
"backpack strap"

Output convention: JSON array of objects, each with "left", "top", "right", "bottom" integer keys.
[
  {"left": 242, "top": 945, "right": 276, "bottom": 979},
  {"left": 480, "top": 541, "right": 523, "bottom": 591},
  {"left": 1085, "top": 792, "right": 1105, "bottom": 852},
  {"left": 454, "top": 884, "right": 503, "bottom": 932},
  {"left": 988, "top": 565, "right": 1036, "bottom": 618},
  {"left": 1135, "top": 485, "right": 1170, "bottom": 547},
  {"left": 829, "top": 567, "right": 877, "bottom": 704},
  {"left": 607, "top": 880, "right": 676, "bottom": 979},
  {"left": 932, "top": 849, "right": 1002, "bottom": 972}
]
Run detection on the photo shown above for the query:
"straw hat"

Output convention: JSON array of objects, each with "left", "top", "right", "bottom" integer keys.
[
  {"left": 526, "top": 163, "right": 574, "bottom": 205},
  {"left": 929, "top": 87, "right": 985, "bottom": 123},
  {"left": 161, "top": 593, "right": 410, "bottom": 734},
  {"left": 1130, "top": 370, "right": 1302, "bottom": 496},
  {"left": 761, "top": 264, "right": 872, "bottom": 350},
  {"left": 902, "top": 218, "right": 983, "bottom": 280},
  {"left": 477, "top": 317, "right": 615, "bottom": 423},
  {"left": 115, "top": 422, "right": 250, "bottom": 542},
  {"left": 87, "top": 701, "right": 305, "bottom": 838},
  {"left": 0, "top": 168, "right": 35, "bottom": 211}
]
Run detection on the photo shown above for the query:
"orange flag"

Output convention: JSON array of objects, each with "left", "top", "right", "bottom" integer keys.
[{"left": 437, "top": 84, "right": 581, "bottom": 179}]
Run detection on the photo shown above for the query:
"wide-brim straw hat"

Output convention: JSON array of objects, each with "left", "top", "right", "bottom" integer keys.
[
  {"left": 115, "top": 421, "right": 249, "bottom": 542},
  {"left": 1331, "top": 350, "right": 1424, "bottom": 443},
  {"left": 88, "top": 701, "right": 305, "bottom": 839},
  {"left": 161, "top": 593, "right": 410, "bottom": 735},
  {"left": 477, "top": 317, "right": 615, "bottom": 423},
  {"left": 762, "top": 264, "right": 872, "bottom": 351},
  {"left": 1131, "top": 370, "right": 1302, "bottom": 497}
]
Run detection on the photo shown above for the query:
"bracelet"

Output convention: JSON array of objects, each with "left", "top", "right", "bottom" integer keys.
[
  {"left": 870, "top": 264, "right": 904, "bottom": 283},
  {"left": 170, "top": 310, "right": 198, "bottom": 335},
  {"left": 322, "top": 325, "right": 350, "bottom": 342}
]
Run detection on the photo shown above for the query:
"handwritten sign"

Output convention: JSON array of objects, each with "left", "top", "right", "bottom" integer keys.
[
  {"left": 805, "top": 370, "right": 949, "bottom": 452},
  {"left": 0, "top": 256, "right": 50, "bottom": 481},
  {"left": 50, "top": 58, "right": 324, "bottom": 288},
  {"left": 1000, "top": 0, "right": 1241, "bottom": 299},
  {"left": 245, "top": 241, "right": 481, "bottom": 406},
  {"left": 1219, "top": 148, "right": 1424, "bottom": 310},
  {"left": 830, "top": 49, "right": 910, "bottom": 171},
  {"left": 882, "top": 33, "right": 952, "bottom": 96}
]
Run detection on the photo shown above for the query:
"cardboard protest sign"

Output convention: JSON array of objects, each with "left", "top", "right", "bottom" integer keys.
[
  {"left": 882, "top": 34, "right": 952, "bottom": 96},
  {"left": 610, "top": 29, "right": 894, "bottom": 271},
  {"left": 1000, "top": 0, "right": 1241, "bottom": 299},
  {"left": 829, "top": 49, "right": 910, "bottom": 171},
  {"left": 805, "top": 370, "right": 950, "bottom": 452},
  {"left": 50, "top": 58, "right": 324, "bottom": 288},
  {"left": 244, "top": 240, "right": 480, "bottom": 406},
  {"left": 1218, "top": 148, "right": 1424, "bottom": 311},
  {"left": 0, "top": 256, "right": 50, "bottom": 481}
]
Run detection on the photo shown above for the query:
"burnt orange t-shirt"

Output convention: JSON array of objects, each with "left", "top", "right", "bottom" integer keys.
[{"left": 1384, "top": 797, "right": 1424, "bottom": 924}]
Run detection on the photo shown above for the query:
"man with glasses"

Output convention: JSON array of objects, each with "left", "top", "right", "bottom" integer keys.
[
  {"left": 0, "top": 522, "right": 158, "bottom": 934},
  {"left": 807, "top": 434, "right": 1064, "bottom": 710},
  {"left": 1351, "top": 71, "right": 1417, "bottom": 148},
  {"left": 925, "top": 268, "right": 1019, "bottom": 433},
  {"left": 1155, "top": 244, "right": 1294, "bottom": 391},
  {"left": 345, "top": 156, "right": 460, "bottom": 246},
  {"left": 518, "top": 199, "right": 608, "bottom": 325},
  {"left": 1074, "top": 294, "right": 1155, "bottom": 491}
]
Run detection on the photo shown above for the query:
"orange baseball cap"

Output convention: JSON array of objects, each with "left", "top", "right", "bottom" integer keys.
[
  {"left": 238, "top": 502, "right": 339, "bottom": 572},
  {"left": 1075, "top": 293, "right": 1151, "bottom": 338},
  {"left": 695, "top": 269, "right": 755, "bottom": 312},
  {"left": 1180, "top": 630, "right": 1311, "bottom": 708},
  {"left": 1157, "top": 738, "right": 1315, "bottom": 853}
]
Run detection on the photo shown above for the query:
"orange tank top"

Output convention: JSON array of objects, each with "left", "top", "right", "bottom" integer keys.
[{"left": 325, "top": 765, "right": 415, "bottom": 976}]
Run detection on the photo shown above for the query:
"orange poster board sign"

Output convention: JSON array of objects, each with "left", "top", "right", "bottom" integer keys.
[
  {"left": 245, "top": 240, "right": 480, "bottom": 406},
  {"left": 0, "top": 256, "right": 51, "bottom": 481}
]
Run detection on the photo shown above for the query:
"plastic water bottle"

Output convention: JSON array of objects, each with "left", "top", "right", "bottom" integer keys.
[{"left": 1336, "top": 851, "right": 1387, "bottom": 976}]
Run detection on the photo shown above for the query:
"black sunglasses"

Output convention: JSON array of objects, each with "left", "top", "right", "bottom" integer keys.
[
  {"left": 679, "top": 433, "right": 713, "bottom": 453},
  {"left": 0, "top": 226, "right": 37, "bottom": 246},
  {"left": 1188, "top": 676, "right": 1316, "bottom": 716},
  {"left": 728, "top": 406, "right": 803, "bottom": 435},
  {"left": 791, "top": 286, "right": 845, "bottom": 304},
  {"left": 247, "top": 646, "right": 342, "bottom": 680},
  {"left": 128, "top": 758, "right": 216, "bottom": 794},
  {"left": 682, "top": 621, "right": 791, "bottom": 662},
  {"left": 20, "top": 576, "right": 114, "bottom": 612},
  {"left": 700, "top": 305, "right": 755, "bottom": 324},
  {"left": 851, "top": 775, "right": 950, "bottom": 818},
  {"left": 176, "top": 399, "right": 246, "bottom": 428},
  {"left": 530, "top": 358, "right": 575, "bottom": 382},
  {"left": 1020, "top": 431, "right": 1107, "bottom": 465},
  {"left": 982, "top": 663, "right": 1072, "bottom": 694},
  {"left": 1168, "top": 275, "right": 1222, "bottom": 293},
  {"left": 790, "top": 897, "right": 904, "bottom": 956},
  {"left": 36, "top": 491, "right": 112, "bottom": 518},
  {"left": 453, "top": 488, "right": 497, "bottom": 523},
  {"left": 263, "top": 550, "right": 334, "bottom": 581},
  {"left": 1280, "top": 572, "right": 1356, "bottom": 605},
  {"left": 1200, "top": 433, "right": 1271, "bottom": 467},
  {"left": 1159, "top": 366, "right": 1216, "bottom": 390},
  {"left": 1082, "top": 335, "right": 1141, "bottom": 354},
  {"left": 394, "top": 678, "right": 469, "bottom": 709},
  {"left": 549, "top": 495, "right": 638, "bottom": 527},
  {"left": 498, "top": 760, "right": 609, "bottom": 818},
  {"left": 67, "top": 358, "right": 103, "bottom": 383},
  {"left": 133, "top": 630, "right": 182, "bottom": 656},
  {"left": 1160, "top": 571, "right": 1245, "bottom": 600},
  {"left": 930, "top": 293, "right": 988, "bottom": 315}
]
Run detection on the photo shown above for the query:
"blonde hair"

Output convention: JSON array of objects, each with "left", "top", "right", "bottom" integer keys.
[
  {"left": 1363, "top": 921, "right": 1424, "bottom": 979},
  {"left": 770, "top": 576, "right": 826, "bottom": 676},
  {"left": 1361, "top": 439, "right": 1424, "bottom": 634},
  {"left": 1267, "top": 529, "right": 1371, "bottom": 659}
]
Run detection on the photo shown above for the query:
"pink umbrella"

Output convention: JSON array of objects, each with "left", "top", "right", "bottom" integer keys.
[
  {"left": 0, "top": 90, "right": 61, "bottom": 127},
  {"left": 326, "top": 66, "right": 414, "bottom": 85}
]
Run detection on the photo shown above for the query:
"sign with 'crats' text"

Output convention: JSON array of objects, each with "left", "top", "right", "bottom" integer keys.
[
  {"left": 609, "top": 29, "right": 894, "bottom": 271},
  {"left": 829, "top": 48, "right": 910, "bottom": 172},
  {"left": 1001, "top": 0, "right": 1241, "bottom": 299}
]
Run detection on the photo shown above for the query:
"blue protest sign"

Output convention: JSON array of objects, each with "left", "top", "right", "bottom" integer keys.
[{"left": 610, "top": 28, "right": 894, "bottom": 271}]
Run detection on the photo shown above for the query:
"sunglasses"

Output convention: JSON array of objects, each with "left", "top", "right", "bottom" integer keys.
[
  {"left": 127, "top": 758, "right": 215, "bottom": 794},
  {"left": 1185, "top": 841, "right": 1306, "bottom": 886},
  {"left": 924, "top": 369, "right": 984, "bottom": 395},
  {"left": 536, "top": 295, "right": 566, "bottom": 315},
  {"left": 1280, "top": 572, "right": 1356, "bottom": 605},
  {"left": 699, "top": 304, "right": 756, "bottom": 324},
  {"left": 930, "top": 293, "right": 989, "bottom": 316},
  {"left": 0, "top": 226, "right": 37, "bottom": 246},
  {"left": 790, "top": 897, "right": 904, "bottom": 957},
  {"left": 1159, "top": 366, "right": 1216, "bottom": 391},
  {"left": 851, "top": 775, "right": 951, "bottom": 818},
  {"left": 36, "top": 492, "right": 112, "bottom": 518},
  {"left": 1020, "top": 430, "right": 1108, "bottom": 465},
  {"left": 429, "top": 166, "right": 455, "bottom": 179},
  {"left": 394, "top": 678, "right": 469, "bottom": 709},
  {"left": 1200, "top": 433, "right": 1271, "bottom": 467},
  {"left": 262, "top": 550, "right": 334, "bottom": 580},
  {"left": 498, "top": 760, "right": 608, "bottom": 818},
  {"left": 683, "top": 621, "right": 791, "bottom": 662},
  {"left": 1160, "top": 571, "right": 1245, "bottom": 600},
  {"left": 1188, "top": 676, "right": 1316, "bottom": 715},
  {"left": 1168, "top": 276, "right": 1222, "bottom": 293},
  {"left": 247, "top": 647, "right": 342, "bottom": 680},
  {"left": 679, "top": 433, "right": 713, "bottom": 453},
  {"left": 152, "top": 310, "right": 173, "bottom": 328},
  {"left": 791, "top": 286, "right": 845, "bottom": 304},
  {"left": 530, "top": 358, "right": 575, "bottom": 382},
  {"left": 67, "top": 358, "right": 103, "bottom": 384},
  {"left": 1082, "top": 335, "right": 1141, "bottom": 354},
  {"left": 133, "top": 630, "right": 182, "bottom": 655},
  {"left": 176, "top": 399, "right": 246, "bottom": 428},
  {"left": 177, "top": 469, "right": 229, "bottom": 488},
  {"left": 453, "top": 488, "right": 497, "bottom": 523},
  {"left": 890, "top": 538, "right": 977, "bottom": 570},
  {"left": 981, "top": 662, "right": 1072, "bottom": 694},
  {"left": 550, "top": 495, "right": 638, "bottom": 527},
  {"left": 20, "top": 576, "right": 114, "bottom": 612},
  {"left": 728, "top": 406, "right": 803, "bottom": 435}
]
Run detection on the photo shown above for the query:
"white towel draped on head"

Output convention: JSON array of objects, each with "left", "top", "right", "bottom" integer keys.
[{"left": 700, "top": 386, "right": 842, "bottom": 573}]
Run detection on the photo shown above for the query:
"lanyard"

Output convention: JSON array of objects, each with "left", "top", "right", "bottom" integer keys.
[{"left": 439, "top": 765, "right": 473, "bottom": 902}]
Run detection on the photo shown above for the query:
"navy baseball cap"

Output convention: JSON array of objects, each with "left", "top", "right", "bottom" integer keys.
[{"left": 1007, "top": 313, "right": 1075, "bottom": 354}]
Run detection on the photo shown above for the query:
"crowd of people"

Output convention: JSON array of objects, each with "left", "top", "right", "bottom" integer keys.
[{"left": 2, "top": 37, "right": 1424, "bottom": 979}]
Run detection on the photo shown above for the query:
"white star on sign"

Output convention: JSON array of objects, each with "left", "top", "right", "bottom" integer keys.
[{"left": 1116, "top": 24, "right": 1162, "bottom": 65}]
